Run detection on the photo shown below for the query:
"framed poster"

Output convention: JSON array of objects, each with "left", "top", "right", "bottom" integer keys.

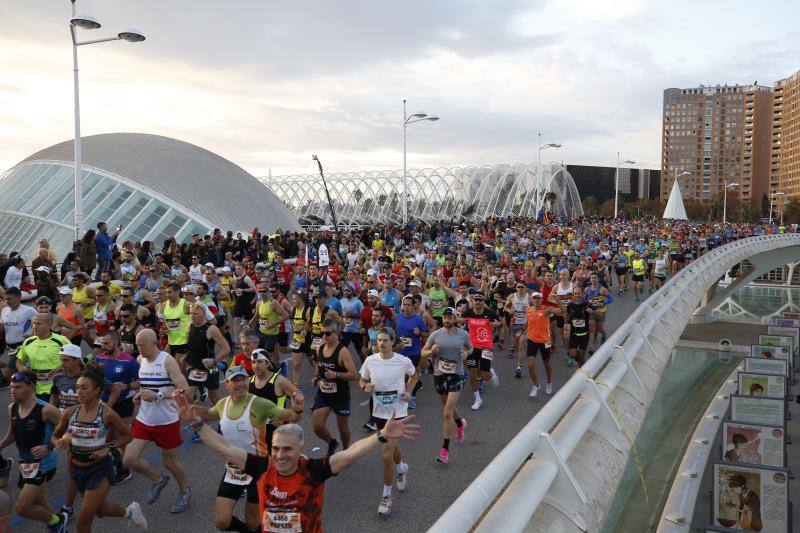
[
  {"left": 768, "top": 316, "right": 800, "bottom": 328},
  {"left": 737, "top": 372, "right": 787, "bottom": 398},
  {"left": 729, "top": 394, "right": 785, "bottom": 426},
  {"left": 713, "top": 461, "right": 790, "bottom": 532},
  {"left": 780, "top": 311, "right": 800, "bottom": 319},
  {"left": 767, "top": 326, "right": 799, "bottom": 352},
  {"left": 757, "top": 334, "right": 794, "bottom": 352},
  {"left": 721, "top": 420, "right": 786, "bottom": 467},
  {"left": 750, "top": 344, "right": 791, "bottom": 361},
  {"left": 744, "top": 357, "right": 789, "bottom": 378}
]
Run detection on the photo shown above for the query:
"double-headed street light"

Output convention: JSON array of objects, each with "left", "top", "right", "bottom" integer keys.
[
  {"left": 70, "top": 1, "right": 145, "bottom": 240},
  {"left": 537, "top": 132, "right": 562, "bottom": 176},
  {"left": 723, "top": 180, "right": 739, "bottom": 224},
  {"left": 402, "top": 99, "right": 439, "bottom": 226},
  {"left": 613, "top": 153, "right": 636, "bottom": 219},
  {"left": 769, "top": 190, "right": 785, "bottom": 225}
]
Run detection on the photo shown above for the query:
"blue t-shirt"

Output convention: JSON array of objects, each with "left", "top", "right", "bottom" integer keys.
[
  {"left": 340, "top": 297, "right": 364, "bottom": 333},
  {"left": 95, "top": 352, "right": 140, "bottom": 403},
  {"left": 395, "top": 313, "right": 427, "bottom": 358},
  {"left": 325, "top": 296, "right": 342, "bottom": 316},
  {"left": 381, "top": 289, "right": 401, "bottom": 314}
]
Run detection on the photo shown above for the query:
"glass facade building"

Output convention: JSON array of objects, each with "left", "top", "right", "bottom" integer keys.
[{"left": 0, "top": 133, "right": 301, "bottom": 261}]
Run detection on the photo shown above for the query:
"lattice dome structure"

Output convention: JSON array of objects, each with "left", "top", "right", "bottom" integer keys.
[{"left": 263, "top": 162, "right": 583, "bottom": 227}]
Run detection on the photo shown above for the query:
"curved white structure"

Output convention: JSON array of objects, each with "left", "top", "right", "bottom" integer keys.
[
  {"left": 429, "top": 234, "right": 800, "bottom": 533},
  {"left": 262, "top": 162, "right": 584, "bottom": 226}
]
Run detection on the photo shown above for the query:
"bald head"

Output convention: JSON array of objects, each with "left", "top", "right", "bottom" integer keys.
[
  {"left": 31, "top": 313, "right": 54, "bottom": 338},
  {"left": 135, "top": 328, "right": 159, "bottom": 358}
]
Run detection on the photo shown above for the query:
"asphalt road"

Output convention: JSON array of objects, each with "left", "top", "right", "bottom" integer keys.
[{"left": 4, "top": 290, "right": 643, "bottom": 533}]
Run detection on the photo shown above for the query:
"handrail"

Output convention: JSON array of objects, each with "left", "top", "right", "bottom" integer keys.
[
  {"left": 657, "top": 364, "right": 742, "bottom": 531},
  {"left": 429, "top": 234, "right": 800, "bottom": 533}
]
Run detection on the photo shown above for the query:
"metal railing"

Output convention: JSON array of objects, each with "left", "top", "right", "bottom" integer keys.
[{"left": 428, "top": 234, "right": 800, "bottom": 533}]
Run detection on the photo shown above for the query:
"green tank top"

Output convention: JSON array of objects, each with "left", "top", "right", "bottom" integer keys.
[
  {"left": 429, "top": 287, "right": 447, "bottom": 317},
  {"left": 257, "top": 299, "right": 281, "bottom": 335},
  {"left": 164, "top": 298, "right": 190, "bottom": 346}
]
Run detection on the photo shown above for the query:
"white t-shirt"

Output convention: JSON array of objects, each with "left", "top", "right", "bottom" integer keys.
[
  {"left": 359, "top": 353, "right": 415, "bottom": 420},
  {"left": 1, "top": 304, "right": 37, "bottom": 344}
]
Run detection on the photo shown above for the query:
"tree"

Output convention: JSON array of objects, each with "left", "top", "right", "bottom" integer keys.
[
  {"left": 783, "top": 197, "right": 800, "bottom": 224},
  {"left": 582, "top": 195, "right": 599, "bottom": 216},
  {"left": 598, "top": 199, "right": 614, "bottom": 217}
]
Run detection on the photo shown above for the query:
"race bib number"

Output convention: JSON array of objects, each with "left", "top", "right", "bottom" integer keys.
[
  {"left": 259, "top": 319, "right": 271, "bottom": 329},
  {"left": 438, "top": 359, "right": 457, "bottom": 373},
  {"left": 401, "top": 336, "right": 412, "bottom": 348},
  {"left": 7, "top": 346, "right": 19, "bottom": 356},
  {"left": 69, "top": 424, "right": 100, "bottom": 440},
  {"left": 166, "top": 319, "right": 181, "bottom": 330},
  {"left": 571, "top": 319, "right": 585, "bottom": 328},
  {"left": 224, "top": 462, "right": 252, "bottom": 486},
  {"left": 19, "top": 461, "right": 40, "bottom": 479},
  {"left": 34, "top": 369, "right": 52, "bottom": 385},
  {"left": 432, "top": 300, "right": 443, "bottom": 309},
  {"left": 343, "top": 317, "right": 353, "bottom": 326},
  {"left": 263, "top": 511, "right": 302, "bottom": 532},
  {"left": 481, "top": 349, "right": 493, "bottom": 361},
  {"left": 545, "top": 342, "right": 552, "bottom": 349},
  {"left": 375, "top": 390, "right": 398, "bottom": 406},
  {"left": 289, "top": 342, "right": 300, "bottom": 351},
  {"left": 189, "top": 369, "right": 208, "bottom": 382},
  {"left": 310, "top": 338, "right": 322, "bottom": 351},
  {"left": 319, "top": 380, "right": 337, "bottom": 394}
]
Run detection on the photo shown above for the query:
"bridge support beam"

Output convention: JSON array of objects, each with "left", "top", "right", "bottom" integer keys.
[{"left": 690, "top": 245, "right": 800, "bottom": 324}]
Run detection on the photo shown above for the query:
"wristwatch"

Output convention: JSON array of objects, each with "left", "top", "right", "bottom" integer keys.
[
  {"left": 156, "top": 391, "right": 164, "bottom": 401},
  {"left": 376, "top": 432, "right": 388, "bottom": 444},
  {"left": 189, "top": 418, "right": 206, "bottom": 431}
]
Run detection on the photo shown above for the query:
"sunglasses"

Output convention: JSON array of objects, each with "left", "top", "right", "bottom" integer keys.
[
  {"left": 321, "top": 331, "right": 334, "bottom": 337},
  {"left": 11, "top": 373, "right": 34, "bottom": 384}
]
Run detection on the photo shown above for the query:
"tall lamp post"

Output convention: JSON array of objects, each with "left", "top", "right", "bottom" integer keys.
[
  {"left": 613, "top": 153, "right": 636, "bottom": 219},
  {"left": 537, "top": 132, "right": 562, "bottom": 176},
  {"left": 722, "top": 180, "right": 739, "bottom": 224},
  {"left": 312, "top": 154, "right": 338, "bottom": 233},
  {"left": 769, "top": 190, "right": 785, "bottom": 225},
  {"left": 70, "top": 0, "right": 144, "bottom": 240},
  {"left": 403, "top": 99, "right": 439, "bottom": 226}
]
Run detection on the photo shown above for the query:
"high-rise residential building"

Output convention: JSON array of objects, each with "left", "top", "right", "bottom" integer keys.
[
  {"left": 661, "top": 84, "right": 773, "bottom": 208},
  {"left": 772, "top": 70, "right": 800, "bottom": 201}
]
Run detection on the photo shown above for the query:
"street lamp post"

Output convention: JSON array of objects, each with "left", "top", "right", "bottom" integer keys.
[
  {"left": 537, "top": 132, "right": 562, "bottom": 178},
  {"left": 722, "top": 179, "right": 739, "bottom": 224},
  {"left": 70, "top": 0, "right": 144, "bottom": 240},
  {"left": 769, "top": 190, "right": 785, "bottom": 225},
  {"left": 402, "top": 99, "right": 439, "bottom": 226},
  {"left": 613, "top": 153, "right": 636, "bottom": 219}
]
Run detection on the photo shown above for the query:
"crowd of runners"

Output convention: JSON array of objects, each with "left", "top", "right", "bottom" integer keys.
[{"left": 0, "top": 217, "right": 788, "bottom": 532}]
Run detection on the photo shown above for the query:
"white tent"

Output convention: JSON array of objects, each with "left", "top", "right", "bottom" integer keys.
[{"left": 663, "top": 179, "right": 688, "bottom": 220}]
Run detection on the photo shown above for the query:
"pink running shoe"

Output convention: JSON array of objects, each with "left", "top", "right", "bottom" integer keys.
[
  {"left": 456, "top": 419, "right": 467, "bottom": 444},
  {"left": 436, "top": 449, "right": 449, "bottom": 464}
]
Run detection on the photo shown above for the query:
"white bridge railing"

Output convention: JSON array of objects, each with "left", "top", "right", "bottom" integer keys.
[{"left": 428, "top": 234, "right": 800, "bottom": 533}]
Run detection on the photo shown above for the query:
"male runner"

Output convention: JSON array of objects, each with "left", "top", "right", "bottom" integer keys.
[
  {"left": 359, "top": 327, "right": 416, "bottom": 515},
  {"left": 0, "top": 286, "right": 36, "bottom": 383},
  {"left": 526, "top": 292, "right": 563, "bottom": 397},
  {"left": 185, "top": 304, "right": 230, "bottom": 407},
  {"left": 460, "top": 294, "right": 501, "bottom": 410},
  {"left": 16, "top": 314, "right": 71, "bottom": 401},
  {"left": 123, "top": 329, "right": 192, "bottom": 513},
  {"left": 422, "top": 307, "right": 471, "bottom": 464},
  {"left": 395, "top": 296, "right": 427, "bottom": 409},
  {"left": 566, "top": 288, "right": 592, "bottom": 366}
]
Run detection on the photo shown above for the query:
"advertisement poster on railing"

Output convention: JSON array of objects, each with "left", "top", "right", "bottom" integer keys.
[
  {"left": 730, "top": 395, "right": 785, "bottom": 427},
  {"left": 712, "top": 461, "right": 790, "bottom": 532},
  {"left": 781, "top": 311, "right": 800, "bottom": 319},
  {"left": 768, "top": 316, "right": 800, "bottom": 328},
  {"left": 744, "top": 357, "right": 789, "bottom": 378},
  {"left": 758, "top": 334, "right": 795, "bottom": 353},
  {"left": 737, "top": 372, "right": 787, "bottom": 399},
  {"left": 721, "top": 420, "right": 786, "bottom": 467},
  {"left": 750, "top": 344, "right": 792, "bottom": 373},
  {"left": 767, "top": 326, "right": 799, "bottom": 352}
]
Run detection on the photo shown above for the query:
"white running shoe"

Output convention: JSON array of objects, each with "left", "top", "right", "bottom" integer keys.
[
  {"left": 127, "top": 502, "right": 148, "bottom": 530},
  {"left": 396, "top": 468, "right": 408, "bottom": 492},
  {"left": 489, "top": 368, "right": 499, "bottom": 387},
  {"left": 378, "top": 495, "right": 392, "bottom": 516},
  {"left": 545, "top": 382, "right": 553, "bottom": 395},
  {"left": 529, "top": 385, "right": 539, "bottom": 398},
  {"left": 470, "top": 398, "right": 483, "bottom": 411}
]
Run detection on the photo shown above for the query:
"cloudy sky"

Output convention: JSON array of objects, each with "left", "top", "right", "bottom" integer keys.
[{"left": 2, "top": 0, "right": 798, "bottom": 178}]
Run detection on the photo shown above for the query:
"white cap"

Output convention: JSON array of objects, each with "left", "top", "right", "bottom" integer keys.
[
  {"left": 409, "top": 280, "right": 421, "bottom": 287},
  {"left": 532, "top": 291, "right": 543, "bottom": 298},
  {"left": 59, "top": 344, "right": 83, "bottom": 359},
  {"left": 204, "top": 262, "right": 215, "bottom": 268},
  {"left": 58, "top": 286, "right": 73, "bottom": 295},
  {"left": 35, "top": 265, "right": 50, "bottom": 273},
  {"left": 181, "top": 285, "right": 197, "bottom": 295},
  {"left": 408, "top": 257, "right": 417, "bottom": 263},
  {"left": 367, "top": 269, "right": 377, "bottom": 276},
  {"left": 221, "top": 266, "right": 231, "bottom": 272},
  {"left": 367, "top": 289, "right": 380, "bottom": 298}
]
